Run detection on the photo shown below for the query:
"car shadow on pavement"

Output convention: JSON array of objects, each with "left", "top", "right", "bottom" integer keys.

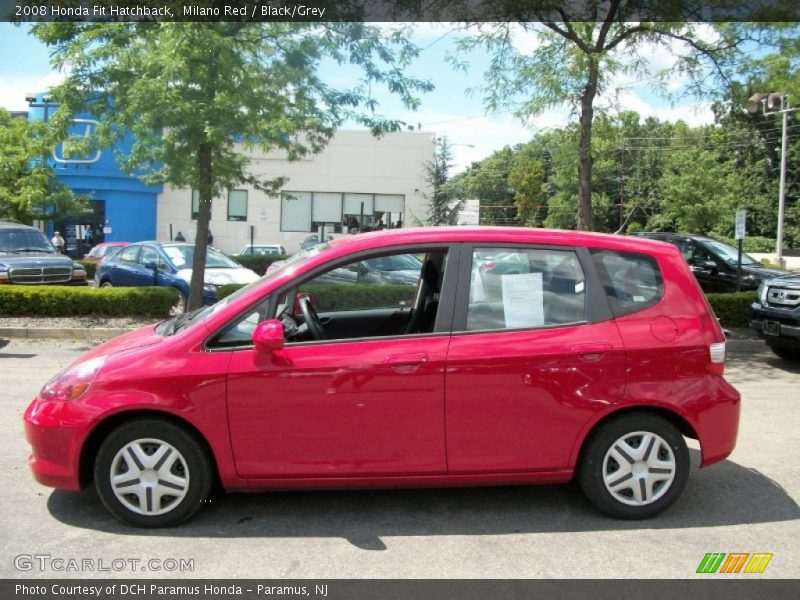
[
  {"left": 726, "top": 351, "right": 800, "bottom": 381},
  {"left": 46, "top": 450, "right": 799, "bottom": 550}
]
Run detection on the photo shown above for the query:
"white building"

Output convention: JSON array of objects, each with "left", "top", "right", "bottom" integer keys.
[{"left": 156, "top": 130, "right": 435, "bottom": 254}]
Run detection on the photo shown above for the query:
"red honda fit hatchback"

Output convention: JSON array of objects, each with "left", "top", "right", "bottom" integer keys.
[{"left": 24, "top": 227, "right": 740, "bottom": 526}]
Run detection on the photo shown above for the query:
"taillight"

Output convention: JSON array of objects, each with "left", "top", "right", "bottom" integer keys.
[
  {"left": 39, "top": 356, "right": 106, "bottom": 402},
  {"left": 709, "top": 341, "right": 726, "bottom": 376},
  {"left": 484, "top": 261, "right": 496, "bottom": 271}
]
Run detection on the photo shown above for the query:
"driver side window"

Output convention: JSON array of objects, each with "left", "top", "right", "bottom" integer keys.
[{"left": 210, "top": 248, "right": 448, "bottom": 349}]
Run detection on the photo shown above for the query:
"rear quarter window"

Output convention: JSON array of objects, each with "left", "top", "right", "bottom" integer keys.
[{"left": 590, "top": 249, "right": 663, "bottom": 317}]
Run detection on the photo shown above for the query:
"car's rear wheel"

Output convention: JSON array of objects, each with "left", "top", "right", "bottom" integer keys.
[
  {"left": 770, "top": 346, "right": 800, "bottom": 361},
  {"left": 578, "top": 413, "right": 689, "bottom": 519},
  {"left": 100, "top": 281, "right": 112, "bottom": 288},
  {"left": 94, "top": 419, "right": 213, "bottom": 527}
]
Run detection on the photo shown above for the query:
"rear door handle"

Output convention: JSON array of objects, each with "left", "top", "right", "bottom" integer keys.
[{"left": 571, "top": 343, "right": 613, "bottom": 362}]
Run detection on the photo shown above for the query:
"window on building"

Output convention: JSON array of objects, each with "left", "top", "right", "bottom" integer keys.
[
  {"left": 228, "top": 190, "right": 248, "bottom": 221},
  {"left": 190, "top": 190, "right": 211, "bottom": 220},
  {"left": 280, "top": 191, "right": 406, "bottom": 233},
  {"left": 280, "top": 191, "right": 312, "bottom": 232}
]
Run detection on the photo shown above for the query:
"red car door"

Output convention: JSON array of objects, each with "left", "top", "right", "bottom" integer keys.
[
  {"left": 445, "top": 244, "right": 626, "bottom": 474},
  {"left": 225, "top": 245, "right": 457, "bottom": 480}
]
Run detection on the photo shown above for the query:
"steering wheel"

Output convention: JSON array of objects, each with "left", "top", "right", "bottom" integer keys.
[{"left": 298, "top": 294, "right": 326, "bottom": 340}]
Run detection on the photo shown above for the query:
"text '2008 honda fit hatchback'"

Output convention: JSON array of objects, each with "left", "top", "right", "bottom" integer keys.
[{"left": 24, "top": 227, "right": 740, "bottom": 526}]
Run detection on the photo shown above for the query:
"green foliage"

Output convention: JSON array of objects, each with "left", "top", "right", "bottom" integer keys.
[
  {"left": 425, "top": 136, "right": 462, "bottom": 226},
  {"left": 32, "top": 20, "right": 431, "bottom": 309},
  {"left": 0, "top": 286, "right": 177, "bottom": 317},
  {"left": 705, "top": 291, "right": 757, "bottom": 327},
  {"left": 450, "top": 15, "right": 755, "bottom": 229},
  {"left": 218, "top": 284, "right": 244, "bottom": 300},
  {"left": 715, "top": 236, "right": 778, "bottom": 253},
  {"left": 0, "top": 108, "right": 88, "bottom": 223},
  {"left": 230, "top": 254, "right": 288, "bottom": 276},
  {"left": 77, "top": 260, "right": 97, "bottom": 279},
  {"left": 508, "top": 154, "right": 546, "bottom": 226},
  {"left": 300, "top": 284, "right": 415, "bottom": 312},
  {"left": 217, "top": 282, "right": 414, "bottom": 311},
  {"left": 451, "top": 146, "right": 518, "bottom": 226}
]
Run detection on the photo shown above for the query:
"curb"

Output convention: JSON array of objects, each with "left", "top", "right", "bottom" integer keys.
[{"left": 0, "top": 327, "right": 135, "bottom": 341}]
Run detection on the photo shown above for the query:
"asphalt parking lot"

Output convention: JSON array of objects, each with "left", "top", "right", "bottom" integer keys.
[{"left": 1, "top": 338, "right": 798, "bottom": 579}]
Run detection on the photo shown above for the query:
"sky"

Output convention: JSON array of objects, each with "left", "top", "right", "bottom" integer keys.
[{"left": 0, "top": 22, "right": 717, "bottom": 173}]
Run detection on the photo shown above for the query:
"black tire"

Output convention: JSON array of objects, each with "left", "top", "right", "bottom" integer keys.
[
  {"left": 770, "top": 346, "right": 800, "bottom": 361},
  {"left": 578, "top": 412, "right": 689, "bottom": 519},
  {"left": 94, "top": 418, "right": 213, "bottom": 527}
]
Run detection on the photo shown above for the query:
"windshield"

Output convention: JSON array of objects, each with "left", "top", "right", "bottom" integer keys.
[
  {"left": 701, "top": 239, "right": 757, "bottom": 266},
  {"left": 163, "top": 245, "right": 239, "bottom": 269},
  {"left": 0, "top": 229, "right": 55, "bottom": 253},
  {"left": 164, "top": 244, "right": 329, "bottom": 335}
]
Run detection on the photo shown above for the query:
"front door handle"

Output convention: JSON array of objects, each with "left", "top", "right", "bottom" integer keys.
[
  {"left": 571, "top": 343, "right": 613, "bottom": 362},
  {"left": 384, "top": 353, "right": 429, "bottom": 366}
]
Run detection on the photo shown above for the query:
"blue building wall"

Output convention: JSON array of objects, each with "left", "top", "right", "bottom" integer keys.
[{"left": 27, "top": 93, "right": 161, "bottom": 243}]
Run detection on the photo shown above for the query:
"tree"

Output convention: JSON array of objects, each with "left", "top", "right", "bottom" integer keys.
[
  {"left": 33, "top": 20, "right": 431, "bottom": 309},
  {"left": 507, "top": 153, "right": 546, "bottom": 226},
  {"left": 451, "top": 1, "right": 753, "bottom": 230},
  {"left": 450, "top": 147, "right": 518, "bottom": 226},
  {"left": 425, "top": 136, "right": 462, "bottom": 225},
  {"left": 0, "top": 108, "right": 88, "bottom": 224}
]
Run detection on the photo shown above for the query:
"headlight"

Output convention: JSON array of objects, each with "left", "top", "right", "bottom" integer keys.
[
  {"left": 203, "top": 283, "right": 219, "bottom": 293},
  {"left": 757, "top": 281, "right": 768, "bottom": 305},
  {"left": 39, "top": 356, "right": 106, "bottom": 402},
  {"left": 0, "top": 269, "right": 9, "bottom": 283},
  {"left": 72, "top": 267, "right": 86, "bottom": 280}
]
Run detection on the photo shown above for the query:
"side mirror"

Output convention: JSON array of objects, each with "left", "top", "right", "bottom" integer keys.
[
  {"left": 252, "top": 319, "right": 285, "bottom": 352},
  {"left": 144, "top": 260, "right": 158, "bottom": 271},
  {"left": 696, "top": 259, "right": 718, "bottom": 273}
]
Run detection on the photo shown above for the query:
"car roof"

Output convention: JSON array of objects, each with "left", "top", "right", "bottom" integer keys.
[
  {"left": 326, "top": 226, "right": 677, "bottom": 254},
  {"left": 0, "top": 221, "right": 41, "bottom": 231}
]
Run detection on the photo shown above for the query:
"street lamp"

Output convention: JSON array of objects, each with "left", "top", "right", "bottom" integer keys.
[{"left": 748, "top": 92, "right": 798, "bottom": 267}]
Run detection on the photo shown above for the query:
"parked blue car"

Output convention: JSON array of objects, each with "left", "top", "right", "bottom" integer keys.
[{"left": 95, "top": 242, "right": 258, "bottom": 312}]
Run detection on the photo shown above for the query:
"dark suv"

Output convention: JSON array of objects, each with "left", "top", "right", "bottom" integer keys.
[
  {"left": 0, "top": 221, "right": 87, "bottom": 286},
  {"left": 632, "top": 232, "right": 789, "bottom": 293},
  {"left": 750, "top": 274, "right": 800, "bottom": 360}
]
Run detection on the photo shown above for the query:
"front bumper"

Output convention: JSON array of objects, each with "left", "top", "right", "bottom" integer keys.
[
  {"left": 23, "top": 399, "right": 90, "bottom": 491},
  {"left": 750, "top": 305, "right": 800, "bottom": 350}
]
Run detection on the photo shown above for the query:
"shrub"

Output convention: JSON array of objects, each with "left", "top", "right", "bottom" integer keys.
[
  {"left": 77, "top": 260, "right": 96, "bottom": 279},
  {"left": 705, "top": 291, "right": 757, "bottom": 327},
  {"left": 217, "top": 283, "right": 415, "bottom": 311},
  {"left": 218, "top": 283, "right": 244, "bottom": 300},
  {"left": 231, "top": 254, "right": 289, "bottom": 276},
  {"left": 715, "top": 236, "right": 777, "bottom": 254},
  {"left": 0, "top": 286, "right": 178, "bottom": 317}
]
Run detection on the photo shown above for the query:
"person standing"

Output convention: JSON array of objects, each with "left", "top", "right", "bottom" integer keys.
[
  {"left": 207, "top": 230, "right": 214, "bottom": 246},
  {"left": 51, "top": 231, "right": 65, "bottom": 253},
  {"left": 174, "top": 231, "right": 186, "bottom": 242}
]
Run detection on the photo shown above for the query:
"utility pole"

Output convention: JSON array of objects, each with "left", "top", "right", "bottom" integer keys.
[{"left": 747, "top": 93, "right": 797, "bottom": 268}]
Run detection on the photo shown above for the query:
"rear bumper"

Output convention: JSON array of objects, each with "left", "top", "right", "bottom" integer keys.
[
  {"left": 23, "top": 399, "right": 88, "bottom": 491},
  {"left": 692, "top": 378, "right": 741, "bottom": 467}
]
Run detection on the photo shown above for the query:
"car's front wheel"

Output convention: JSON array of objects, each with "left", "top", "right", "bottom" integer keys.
[
  {"left": 94, "top": 419, "right": 213, "bottom": 527},
  {"left": 578, "top": 413, "right": 689, "bottom": 519}
]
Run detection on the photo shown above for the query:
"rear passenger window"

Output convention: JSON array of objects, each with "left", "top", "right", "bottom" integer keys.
[
  {"left": 590, "top": 250, "right": 663, "bottom": 317},
  {"left": 465, "top": 247, "right": 586, "bottom": 331}
]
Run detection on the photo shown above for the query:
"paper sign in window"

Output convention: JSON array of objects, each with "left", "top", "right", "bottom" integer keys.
[{"left": 501, "top": 272, "right": 544, "bottom": 329}]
